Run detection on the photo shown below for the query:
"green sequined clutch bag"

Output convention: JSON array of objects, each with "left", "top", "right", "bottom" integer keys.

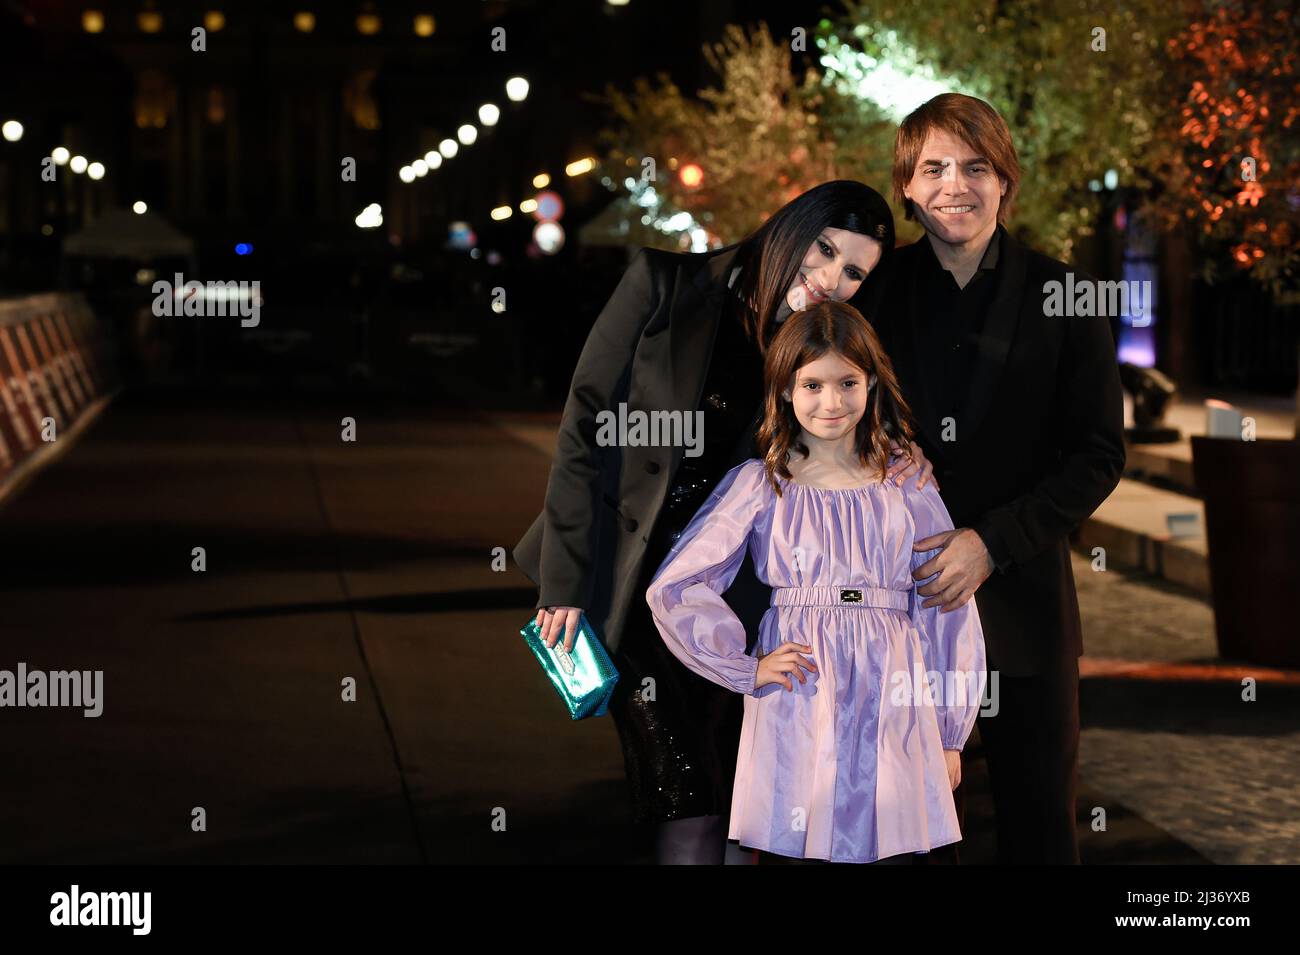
[{"left": 521, "top": 611, "right": 620, "bottom": 720}]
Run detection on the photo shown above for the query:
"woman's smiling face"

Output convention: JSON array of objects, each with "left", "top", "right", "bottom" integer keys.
[{"left": 785, "top": 228, "right": 883, "bottom": 313}]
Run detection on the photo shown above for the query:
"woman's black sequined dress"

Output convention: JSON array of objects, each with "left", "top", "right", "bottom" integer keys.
[{"left": 606, "top": 293, "right": 768, "bottom": 824}]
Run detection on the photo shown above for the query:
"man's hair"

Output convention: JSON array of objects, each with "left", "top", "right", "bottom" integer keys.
[{"left": 893, "top": 93, "right": 1021, "bottom": 224}]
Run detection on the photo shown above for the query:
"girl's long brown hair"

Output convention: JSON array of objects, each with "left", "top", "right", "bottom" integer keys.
[{"left": 756, "top": 301, "right": 916, "bottom": 496}]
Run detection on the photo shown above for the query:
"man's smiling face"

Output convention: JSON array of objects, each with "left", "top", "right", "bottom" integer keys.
[{"left": 903, "top": 128, "right": 1007, "bottom": 248}]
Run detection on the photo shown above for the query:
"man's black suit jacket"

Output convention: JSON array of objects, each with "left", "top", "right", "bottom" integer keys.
[{"left": 853, "top": 226, "right": 1126, "bottom": 677}]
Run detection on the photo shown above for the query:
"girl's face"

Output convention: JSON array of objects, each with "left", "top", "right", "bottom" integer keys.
[
  {"left": 785, "top": 228, "right": 883, "bottom": 313},
  {"left": 783, "top": 350, "right": 876, "bottom": 443}
]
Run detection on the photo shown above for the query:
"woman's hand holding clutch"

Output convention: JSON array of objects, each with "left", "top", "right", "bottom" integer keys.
[{"left": 536, "top": 606, "right": 584, "bottom": 653}]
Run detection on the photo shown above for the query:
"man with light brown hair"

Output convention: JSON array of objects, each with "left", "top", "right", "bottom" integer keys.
[{"left": 855, "top": 93, "right": 1126, "bottom": 864}]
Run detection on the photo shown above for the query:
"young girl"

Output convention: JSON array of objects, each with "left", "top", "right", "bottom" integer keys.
[{"left": 645, "top": 300, "right": 986, "bottom": 864}]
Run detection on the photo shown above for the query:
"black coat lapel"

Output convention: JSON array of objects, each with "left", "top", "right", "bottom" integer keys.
[
  {"left": 853, "top": 245, "right": 946, "bottom": 454},
  {"left": 960, "top": 226, "right": 1027, "bottom": 448},
  {"left": 895, "top": 245, "right": 947, "bottom": 453},
  {"left": 663, "top": 245, "right": 738, "bottom": 477}
]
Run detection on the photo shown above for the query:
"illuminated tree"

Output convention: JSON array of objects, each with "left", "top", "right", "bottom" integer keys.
[
  {"left": 598, "top": 2, "right": 1299, "bottom": 288},
  {"left": 596, "top": 23, "right": 895, "bottom": 245},
  {"left": 822, "top": 1, "right": 1190, "bottom": 261},
  {"left": 1151, "top": 2, "right": 1300, "bottom": 288}
]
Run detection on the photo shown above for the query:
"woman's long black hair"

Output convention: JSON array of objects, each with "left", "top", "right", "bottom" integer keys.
[{"left": 729, "top": 180, "right": 896, "bottom": 353}]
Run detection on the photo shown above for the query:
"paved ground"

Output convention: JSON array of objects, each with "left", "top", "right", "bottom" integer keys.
[
  {"left": 0, "top": 388, "right": 1292, "bottom": 863},
  {"left": 1074, "top": 553, "right": 1300, "bottom": 865}
]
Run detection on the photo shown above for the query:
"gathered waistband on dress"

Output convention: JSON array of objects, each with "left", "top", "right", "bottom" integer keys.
[{"left": 771, "top": 586, "right": 910, "bottom": 612}]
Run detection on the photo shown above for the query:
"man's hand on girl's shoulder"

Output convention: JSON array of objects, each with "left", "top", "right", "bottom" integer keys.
[{"left": 887, "top": 440, "right": 937, "bottom": 490}]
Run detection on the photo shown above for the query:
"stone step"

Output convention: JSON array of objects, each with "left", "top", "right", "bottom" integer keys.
[{"left": 1077, "top": 478, "right": 1208, "bottom": 595}]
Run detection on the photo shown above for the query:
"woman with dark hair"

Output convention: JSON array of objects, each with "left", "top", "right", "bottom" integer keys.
[{"left": 512, "top": 180, "right": 935, "bottom": 864}]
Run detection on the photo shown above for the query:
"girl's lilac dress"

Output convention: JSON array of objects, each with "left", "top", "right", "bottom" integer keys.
[{"left": 646, "top": 458, "right": 986, "bottom": 863}]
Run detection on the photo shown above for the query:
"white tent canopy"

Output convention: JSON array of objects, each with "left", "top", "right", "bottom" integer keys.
[{"left": 63, "top": 209, "right": 195, "bottom": 261}]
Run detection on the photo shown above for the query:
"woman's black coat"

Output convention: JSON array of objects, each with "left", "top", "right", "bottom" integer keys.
[{"left": 512, "top": 244, "right": 765, "bottom": 654}]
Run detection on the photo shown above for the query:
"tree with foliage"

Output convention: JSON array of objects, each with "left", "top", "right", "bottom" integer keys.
[
  {"left": 597, "top": 23, "right": 867, "bottom": 245},
  {"left": 598, "top": 1, "right": 1298, "bottom": 289},
  {"left": 1151, "top": 1, "right": 1299, "bottom": 288}
]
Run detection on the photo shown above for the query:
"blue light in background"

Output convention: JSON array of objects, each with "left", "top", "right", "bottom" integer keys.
[
  {"left": 1117, "top": 209, "right": 1157, "bottom": 368},
  {"left": 234, "top": 242, "right": 253, "bottom": 255}
]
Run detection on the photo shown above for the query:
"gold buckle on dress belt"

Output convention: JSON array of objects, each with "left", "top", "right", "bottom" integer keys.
[{"left": 839, "top": 589, "right": 862, "bottom": 603}]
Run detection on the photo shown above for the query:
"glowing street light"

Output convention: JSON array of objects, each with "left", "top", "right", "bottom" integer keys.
[
  {"left": 87, "top": 162, "right": 105, "bottom": 180},
  {"left": 565, "top": 157, "right": 596, "bottom": 177},
  {"left": 457, "top": 124, "right": 477, "bottom": 145},
  {"left": 478, "top": 103, "right": 500, "bottom": 127},
  {"left": 1, "top": 120, "right": 23, "bottom": 142},
  {"left": 399, "top": 165, "right": 415, "bottom": 183},
  {"left": 439, "top": 138, "right": 458, "bottom": 158},
  {"left": 505, "top": 77, "right": 529, "bottom": 102},
  {"left": 490, "top": 206, "right": 512, "bottom": 221},
  {"left": 412, "top": 159, "right": 429, "bottom": 177},
  {"left": 133, "top": 201, "right": 148, "bottom": 214},
  {"left": 70, "top": 155, "right": 88, "bottom": 174},
  {"left": 679, "top": 162, "right": 704, "bottom": 188},
  {"left": 532, "top": 173, "right": 550, "bottom": 189},
  {"left": 51, "top": 147, "right": 70, "bottom": 165},
  {"left": 534, "top": 221, "right": 565, "bottom": 254},
  {"left": 424, "top": 151, "right": 442, "bottom": 169}
]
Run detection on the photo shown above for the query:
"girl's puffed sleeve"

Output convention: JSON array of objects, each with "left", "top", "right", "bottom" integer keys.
[
  {"left": 645, "top": 460, "right": 769, "bottom": 696},
  {"left": 902, "top": 473, "right": 988, "bottom": 752}
]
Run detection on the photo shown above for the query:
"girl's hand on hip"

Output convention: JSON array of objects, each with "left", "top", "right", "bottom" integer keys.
[
  {"left": 536, "top": 606, "right": 584, "bottom": 653},
  {"left": 887, "top": 440, "right": 937, "bottom": 490},
  {"left": 943, "top": 749, "right": 962, "bottom": 790},
  {"left": 756, "top": 642, "right": 818, "bottom": 692}
]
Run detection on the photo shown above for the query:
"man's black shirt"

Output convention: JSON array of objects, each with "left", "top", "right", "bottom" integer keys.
[{"left": 914, "top": 230, "right": 1001, "bottom": 425}]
